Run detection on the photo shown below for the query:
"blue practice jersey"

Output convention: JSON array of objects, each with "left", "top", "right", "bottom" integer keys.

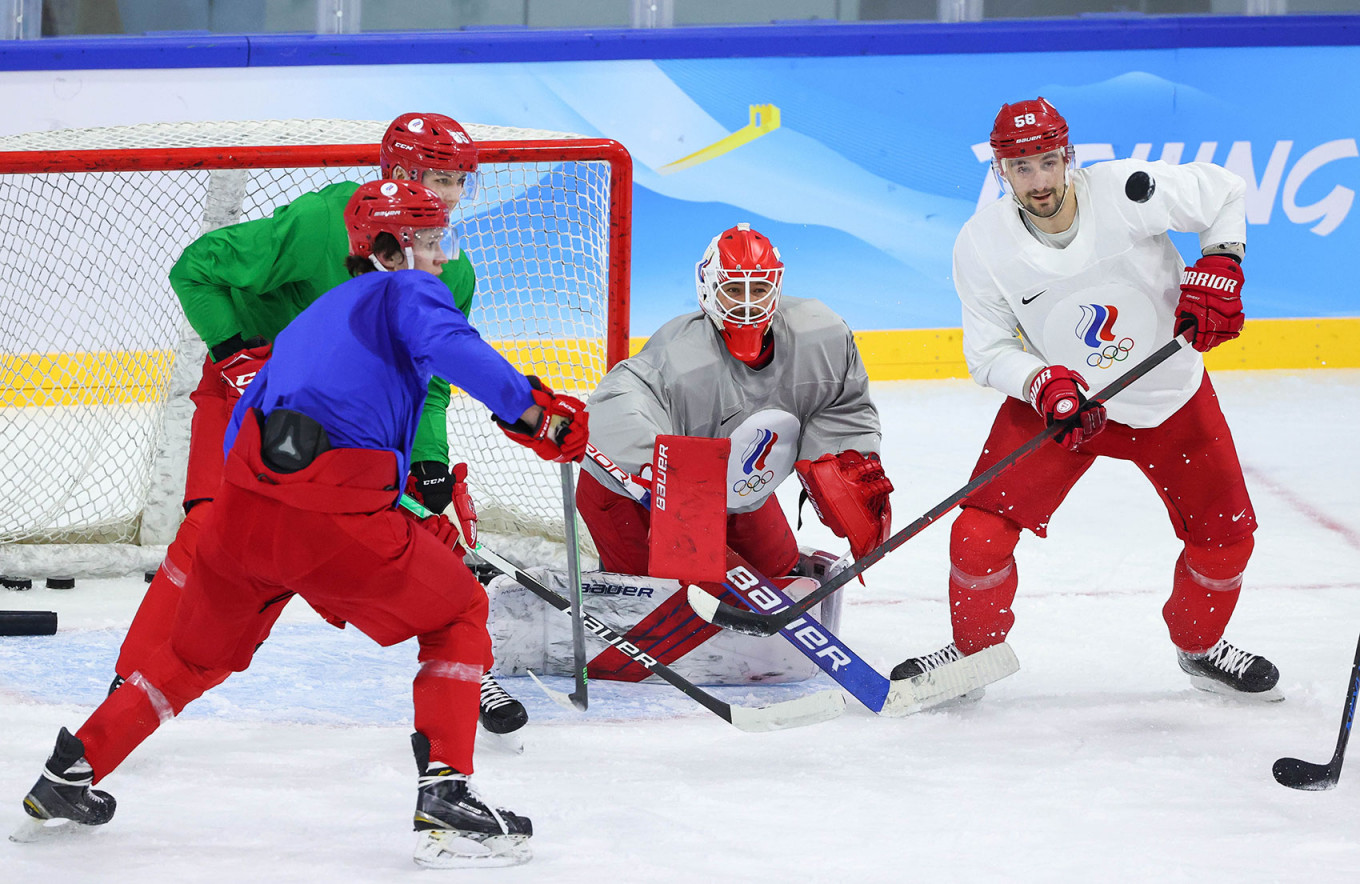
[{"left": 226, "top": 269, "right": 533, "bottom": 483}]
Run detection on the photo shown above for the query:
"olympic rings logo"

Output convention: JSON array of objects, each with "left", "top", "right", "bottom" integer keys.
[
  {"left": 1086, "top": 337, "right": 1135, "bottom": 369},
  {"left": 733, "top": 470, "right": 776, "bottom": 497}
]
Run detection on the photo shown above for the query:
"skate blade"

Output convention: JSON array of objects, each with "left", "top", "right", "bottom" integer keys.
[
  {"left": 1186, "top": 674, "right": 1284, "bottom": 702},
  {"left": 413, "top": 830, "right": 532, "bottom": 869},
  {"left": 881, "top": 643, "right": 1019, "bottom": 716},
  {"left": 10, "top": 815, "right": 95, "bottom": 843},
  {"left": 478, "top": 724, "right": 525, "bottom": 755}
]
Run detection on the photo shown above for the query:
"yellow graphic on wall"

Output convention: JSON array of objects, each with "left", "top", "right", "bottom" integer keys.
[{"left": 659, "top": 104, "right": 781, "bottom": 176}]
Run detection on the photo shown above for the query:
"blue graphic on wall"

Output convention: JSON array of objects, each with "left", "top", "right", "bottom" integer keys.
[
  {"left": 416, "top": 48, "right": 1359, "bottom": 333},
  {"left": 5, "top": 45, "right": 1354, "bottom": 332}
]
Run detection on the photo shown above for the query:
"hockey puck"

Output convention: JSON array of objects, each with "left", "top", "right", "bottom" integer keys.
[
  {"left": 0, "top": 610, "right": 57, "bottom": 636},
  {"left": 46, "top": 577, "right": 76, "bottom": 590},
  {"left": 1125, "top": 170, "right": 1156, "bottom": 203},
  {"left": 2, "top": 575, "right": 33, "bottom": 591},
  {"left": 144, "top": 570, "right": 157, "bottom": 584}
]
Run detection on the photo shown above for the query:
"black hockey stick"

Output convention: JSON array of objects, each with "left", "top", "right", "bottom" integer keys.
[
  {"left": 560, "top": 463, "right": 589, "bottom": 711},
  {"left": 398, "top": 494, "right": 844, "bottom": 732},
  {"left": 1273, "top": 632, "right": 1360, "bottom": 791},
  {"left": 690, "top": 332, "right": 1192, "bottom": 637}
]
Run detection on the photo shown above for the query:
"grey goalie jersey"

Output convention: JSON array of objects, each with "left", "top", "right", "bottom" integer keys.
[{"left": 584, "top": 296, "right": 881, "bottom": 514}]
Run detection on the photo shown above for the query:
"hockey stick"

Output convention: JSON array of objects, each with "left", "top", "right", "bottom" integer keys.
[
  {"left": 690, "top": 332, "right": 1192, "bottom": 637},
  {"left": 399, "top": 494, "right": 844, "bottom": 732},
  {"left": 584, "top": 444, "right": 895, "bottom": 712},
  {"left": 560, "top": 463, "right": 589, "bottom": 711},
  {"left": 1273, "top": 632, "right": 1360, "bottom": 791}
]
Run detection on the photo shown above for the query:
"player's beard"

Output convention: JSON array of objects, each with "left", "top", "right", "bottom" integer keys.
[{"left": 1019, "top": 180, "right": 1068, "bottom": 218}]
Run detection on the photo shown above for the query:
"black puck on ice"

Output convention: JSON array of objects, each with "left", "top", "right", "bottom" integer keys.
[
  {"left": 0, "top": 610, "right": 57, "bottom": 636},
  {"left": 144, "top": 570, "right": 156, "bottom": 584},
  {"left": 2, "top": 575, "right": 33, "bottom": 591},
  {"left": 46, "top": 577, "right": 76, "bottom": 590}
]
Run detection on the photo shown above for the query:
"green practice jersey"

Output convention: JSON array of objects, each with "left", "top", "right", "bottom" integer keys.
[{"left": 169, "top": 179, "right": 475, "bottom": 465}]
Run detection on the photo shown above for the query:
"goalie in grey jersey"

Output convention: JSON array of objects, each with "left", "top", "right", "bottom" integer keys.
[
  {"left": 894, "top": 97, "right": 1280, "bottom": 701},
  {"left": 572, "top": 223, "right": 894, "bottom": 679}
]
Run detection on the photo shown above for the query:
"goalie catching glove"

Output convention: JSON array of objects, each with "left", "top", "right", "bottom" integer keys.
[
  {"left": 210, "top": 334, "right": 272, "bottom": 400},
  {"left": 494, "top": 375, "right": 589, "bottom": 463},
  {"left": 795, "top": 451, "right": 893, "bottom": 563},
  {"left": 407, "top": 463, "right": 477, "bottom": 555},
  {"left": 1028, "top": 365, "right": 1106, "bottom": 451},
  {"left": 1177, "top": 254, "right": 1244, "bottom": 353}
]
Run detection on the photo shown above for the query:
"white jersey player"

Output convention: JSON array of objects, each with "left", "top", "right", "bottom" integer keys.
[
  {"left": 894, "top": 97, "right": 1281, "bottom": 701},
  {"left": 574, "top": 223, "right": 894, "bottom": 680}
]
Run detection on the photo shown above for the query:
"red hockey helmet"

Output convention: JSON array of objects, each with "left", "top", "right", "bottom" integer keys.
[
  {"left": 990, "top": 97, "right": 1071, "bottom": 161},
  {"left": 345, "top": 180, "right": 451, "bottom": 260},
  {"left": 380, "top": 113, "right": 479, "bottom": 196},
  {"left": 695, "top": 223, "right": 784, "bottom": 364}
]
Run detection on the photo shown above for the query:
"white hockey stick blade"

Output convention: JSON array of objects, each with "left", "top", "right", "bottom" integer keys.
[
  {"left": 880, "top": 643, "right": 1020, "bottom": 717},
  {"left": 526, "top": 670, "right": 585, "bottom": 713},
  {"left": 687, "top": 584, "right": 720, "bottom": 621},
  {"left": 413, "top": 829, "right": 532, "bottom": 869},
  {"left": 728, "top": 689, "right": 846, "bottom": 733}
]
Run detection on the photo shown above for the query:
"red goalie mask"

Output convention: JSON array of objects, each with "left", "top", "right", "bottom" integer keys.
[{"left": 695, "top": 223, "right": 784, "bottom": 364}]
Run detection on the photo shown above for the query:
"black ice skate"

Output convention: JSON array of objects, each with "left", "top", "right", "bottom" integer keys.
[
  {"left": 11, "top": 728, "right": 116, "bottom": 843},
  {"left": 1177, "top": 639, "right": 1283, "bottom": 701},
  {"left": 479, "top": 672, "right": 528, "bottom": 753},
  {"left": 883, "top": 641, "right": 1019, "bottom": 715},
  {"left": 410, "top": 732, "right": 531, "bottom": 869}
]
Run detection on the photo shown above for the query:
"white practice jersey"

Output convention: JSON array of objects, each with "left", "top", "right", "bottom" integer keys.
[
  {"left": 584, "top": 296, "right": 880, "bottom": 514},
  {"left": 952, "top": 158, "right": 1247, "bottom": 428}
]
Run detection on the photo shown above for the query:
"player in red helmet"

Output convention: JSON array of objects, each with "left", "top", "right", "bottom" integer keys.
[
  {"left": 381, "top": 112, "right": 480, "bottom": 205},
  {"left": 113, "top": 112, "right": 530, "bottom": 747},
  {"left": 892, "top": 96, "right": 1278, "bottom": 707},
  {"left": 13, "top": 179, "right": 589, "bottom": 868},
  {"left": 572, "top": 223, "right": 892, "bottom": 683}
]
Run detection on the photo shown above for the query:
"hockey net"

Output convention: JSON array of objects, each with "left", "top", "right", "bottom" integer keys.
[{"left": 0, "top": 120, "right": 631, "bottom": 578}]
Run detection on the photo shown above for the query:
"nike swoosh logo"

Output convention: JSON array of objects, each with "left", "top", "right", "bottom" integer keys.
[
  {"left": 1231, "top": 509, "right": 1248, "bottom": 522},
  {"left": 720, "top": 410, "right": 742, "bottom": 427},
  {"left": 1021, "top": 290, "right": 1048, "bottom": 305}
]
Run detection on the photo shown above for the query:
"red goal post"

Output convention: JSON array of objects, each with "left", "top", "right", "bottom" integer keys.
[{"left": 0, "top": 120, "right": 632, "bottom": 577}]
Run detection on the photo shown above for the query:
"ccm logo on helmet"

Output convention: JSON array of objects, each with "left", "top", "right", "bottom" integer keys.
[{"left": 1181, "top": 270, "right": 1239, "bottom": 292}]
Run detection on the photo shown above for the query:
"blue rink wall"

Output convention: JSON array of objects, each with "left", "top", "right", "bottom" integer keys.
[{"left": 1, "top": 16, "right": 1358, "bottom": 365}]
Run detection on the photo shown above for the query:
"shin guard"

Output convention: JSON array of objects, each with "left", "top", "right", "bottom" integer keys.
[
  {"left": 947, "top": 508, "right": 1022, "bottom": 654},
  {"left": 1162, "top": 543, "right": 1249, "bottom": 653}
]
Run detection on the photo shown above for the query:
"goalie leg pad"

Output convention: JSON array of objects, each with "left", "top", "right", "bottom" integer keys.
[{"left": 648, "top": 434, "right": 731, "bottom": 583}]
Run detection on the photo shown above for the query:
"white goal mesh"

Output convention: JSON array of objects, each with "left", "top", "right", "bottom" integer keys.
[{"left": 0, "top": 120, "right": 631, "bottom": 577}]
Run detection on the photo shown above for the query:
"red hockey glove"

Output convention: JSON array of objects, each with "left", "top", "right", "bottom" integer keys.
[
  {"left": 494, "top": 375, "right": 589, "bottom": 463},
  {"left": 446, "top": 462, "right": 477, "bottom": 554},
  {"left": 211, "top": 335, "right": 272, "bottom": 400},
  {"left": 1177, "top": 254, "right": 1245, "bottom": 352},
  {"left": 1028, "top": 365, "right": 1106, "bottom": 451},
  {"left": 795, "top": 451, "right": 894, "bottom": 563},
  {"left": 405, "top": 460, "right": 454, "bottom": 515}
]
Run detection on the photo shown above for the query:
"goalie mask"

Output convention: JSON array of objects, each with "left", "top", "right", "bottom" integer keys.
[
  {"left": 380, "top": 112, "right": 479, "bottom": 200},
  {"left": 989, "top": 97, "right": 1075, "bottom": 218},
  {"left": 345, "top": 180, "right": 456, "bottom": 271},
  {"left": 696, "top": 223, "right": 784, "bottom": 364}
]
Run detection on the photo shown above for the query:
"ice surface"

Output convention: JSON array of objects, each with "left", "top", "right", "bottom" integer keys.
[{"left": 2, "top": 371, "right": 1358, "bottom": 882}]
